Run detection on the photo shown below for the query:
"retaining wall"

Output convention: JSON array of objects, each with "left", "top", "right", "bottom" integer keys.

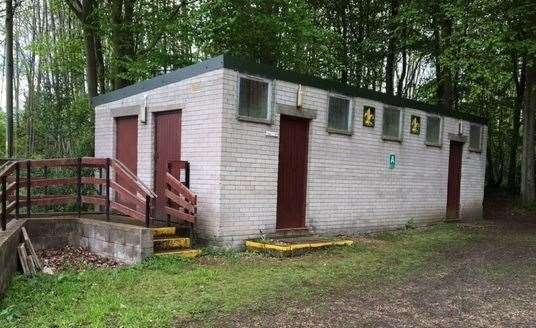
[
  {"left": 0, "top": 219, "right": 26, "bottom": 295},
  {"left": 0, "top": 217, "right": 154, "bottom": 297}
]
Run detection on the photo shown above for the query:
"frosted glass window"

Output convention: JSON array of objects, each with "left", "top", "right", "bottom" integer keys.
[
  {"left": 239, "top": 77, "right": 269, "bottom": 120},
  {"left": 382, "top": 107, "right": 402, "bottom": 140},
  {"left": 469, "top": 124, "right": 482, "bottom": 151},
  {"left": 328, "top": 96, "right": 351, "bottom": 132},
  {"left": 426, "top": 116, "right": 441, "bottom": 145}
]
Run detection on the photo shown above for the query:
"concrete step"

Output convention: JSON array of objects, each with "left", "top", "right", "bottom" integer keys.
[
  {"left": 154, "top": 249, "right": 202, "bottom": 258},
  {"left": 151, "top": 227, "right": 176, "bottom": 238},
  {"left": 265, "top": 227, "right": 314, "bottom": 239},
  {"left": 245, "top": 237, "right": 353, "bottom": 256},
  {"left": 153, "top": 237, "right": 191, "bottom": 251}
]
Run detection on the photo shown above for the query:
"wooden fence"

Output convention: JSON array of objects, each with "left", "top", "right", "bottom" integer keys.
[{"left": 0, "top": 157, "right": 157, "bottom": 230}]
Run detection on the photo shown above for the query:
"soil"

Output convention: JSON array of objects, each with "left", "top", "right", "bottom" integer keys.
[
  {"left": 193, "top": 192, "right": 536, "bottom": 327},
  {"left": 37, "top": 246, "right": 122, "bottom": 273}
]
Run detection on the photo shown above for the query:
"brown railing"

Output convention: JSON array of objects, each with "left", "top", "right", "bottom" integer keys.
[
  {"left": 164, "top": 172, "right": 197, "bottom": 225},
  {"left": 168, "top": 160, "right": 190, "bottom": 188},
  {"left": 0, "top": 157, "right": 157, "bottom": 231}
]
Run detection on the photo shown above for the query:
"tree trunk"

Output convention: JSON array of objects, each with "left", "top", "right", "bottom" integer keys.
[
  {"left": 433, "top": 8, "right": 454, "bottom": 111},
  {"left": 84, "top": 25, "right": 98, "bottom": 97},
  {"left": 5, "top": 0, "right": 14, "bottom": 158},
  {"left": 95, "top": 34, "right": 106, "bottom": 94},
  {"left": 508, "top": 55, "right": 526, "bottom": 191},
  {"left": 66, "top": 0, "right": 98, "bottom": 97},
  {"left": 110, "top": 0, "right": 136, "bottom": 90},
  {"left": 397, "top": 49, "right": 407, "bottom": 96},
  {"left": 521, "top": 59, "right": 536, "bottom": 204},
  {"left": 438, "top": 19, "right": 454, "bottom": 111},
  {"left": 385, "top": 0, "right": 400, "bottom": 95}
]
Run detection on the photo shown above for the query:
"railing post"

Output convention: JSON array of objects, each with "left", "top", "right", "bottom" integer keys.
[
  {"left": 26, "top": 161, "right": 31, "bottom": 218},
  {"left": 76, "top": 157, "right": 82, "bottom": 218},
  {"left": 145, "top": 195, "right": 150, "bottom": 227},
  {"left": 185, "top": 161, "right": 190, "bottom": 188},
  {"left": 166, "top": 162, "right": 172, "bottom": 226},
  {"left": 98, "top": 167, "right": 103, "bottom": 196},
  {"left": 43, "top": 165, "right": 48, "bottom": 195},
  {"left": 105, "top": 158, "right": 110, "bottom": 220},
  {"left": 1, "top": 176, "right": 6, "bottom": 231},
  {"left": 15, "top": 162, "right": 19, "bottom": 219}
]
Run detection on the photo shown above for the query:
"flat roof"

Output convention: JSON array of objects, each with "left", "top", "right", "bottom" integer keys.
[{"left": 92, "top": 54, "right": 486, "bottom": 124}]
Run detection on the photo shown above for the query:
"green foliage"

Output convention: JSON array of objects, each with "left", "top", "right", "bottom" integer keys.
[
  {"left": 9, "top": 0, "right": 536, "bottom": 189},
  {"left": 0, "top": 112, "right": 7, "bottom": 157},
  {"left": 405, "top": 218, "right": 417, "bottom": 230}
]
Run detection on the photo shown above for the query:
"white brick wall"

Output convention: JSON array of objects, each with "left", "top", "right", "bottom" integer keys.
[
  {"left": 95, "top": 67, "right": 487, "bottom": 247},
  {"left": 218, "top": 69, "right": 487, "bottom": 246},
  {"left": 94, "top": 69, "right": 225, "bottom": 240}
]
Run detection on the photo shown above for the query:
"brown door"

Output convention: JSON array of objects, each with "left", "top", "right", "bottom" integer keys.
[
  {"left": 115, "top": 115, "right": 138, "bottom": 207},
  {"left": 276, "top": 115, "right": 310, "bottom": 229},
  {"left": 154, "top": 110, "right": 182, "bottom": 218},
  {"left": 446, "top": 141, "right": 463, "bottom": 219}
]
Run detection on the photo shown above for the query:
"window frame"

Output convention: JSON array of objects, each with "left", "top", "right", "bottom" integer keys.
[
  {"left": 469, "top": 123, "right": 483, "bottom": 152},
  {"left": 381, "top": 106, "right": 404, "bottom": 142},
  {"left": 424, "top": 114, "right": 443, "bottom": 147},
  {"left": 326, "top": 93, "right": 354, "bottom": 135},
  {"left": 236, "top": 74, "right": 273, "bottom": 124}
]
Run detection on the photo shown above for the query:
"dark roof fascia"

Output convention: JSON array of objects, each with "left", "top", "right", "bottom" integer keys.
[
  {"left": 91, "top": 55, "right": 225, "bottom": 107},
  {"left": 222, "top": 55, "right": 486, "bottom": 125},
  {"left": 91, "top": 53, "right": 486, "bottom": 125}
]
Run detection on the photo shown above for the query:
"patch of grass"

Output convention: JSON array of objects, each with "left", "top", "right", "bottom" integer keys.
[{"left": 0, "top": 224, "right": 472, "bottom": 328}]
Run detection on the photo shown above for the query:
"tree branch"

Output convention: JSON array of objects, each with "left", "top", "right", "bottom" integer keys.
[
  {"left": 139, "top": 0, "right": 192, "bottom": 56},
  {"left": 65, "top": 0, "right": 85, "bottom": 21}
]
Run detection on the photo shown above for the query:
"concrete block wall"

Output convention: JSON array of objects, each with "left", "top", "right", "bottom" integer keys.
[
  {"left": 24, "top": 218, "right": 154, "bottom": 264},
  {"left": 218, "top": 69, "right": 487, "bottom": 245},
  {"left": 26, "top": 218, "right": 79, "bottom": 249},
  {"left": 78, "top": 219, "right": 153, "bottom": 264},
  {"left": 0, "top": 220, "right": 25, "bottom": 295},
  {"left": 94, "top": 69, "right": 225, "bottom": 241}
]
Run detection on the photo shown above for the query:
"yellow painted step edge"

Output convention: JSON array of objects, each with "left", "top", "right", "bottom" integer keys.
[
  {"left": 154, "top": 249, "right": 202, "bottom": 258},
  {"left": 245, "top": 240, "right": 353, "bottom": 253},
  {"left": 151, "top": 227, "right": 176, "bottom": 237},
  {"left": 154, "top": 237, "right": 191, "bottom": 249}
]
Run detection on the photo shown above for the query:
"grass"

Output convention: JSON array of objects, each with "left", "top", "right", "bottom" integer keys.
[{"left": 0, "top": 224, "right": 474, "bottom": 328}]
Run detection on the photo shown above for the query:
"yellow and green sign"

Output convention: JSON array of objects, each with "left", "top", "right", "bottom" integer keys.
[
  {"left": 363, "top": 106, "right": 375, "bottom": 127},
  {"left": 410, "top": 115, "right": 421, "bottom": 135}
]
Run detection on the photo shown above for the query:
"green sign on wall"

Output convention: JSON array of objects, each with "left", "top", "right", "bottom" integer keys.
[{"left": 389, "top": 154, "right": 396, "bottom": 169}]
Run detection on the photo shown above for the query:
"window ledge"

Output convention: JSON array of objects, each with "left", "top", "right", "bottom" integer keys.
[
  {"left": 425, "top": 141, "right": 442, "bottom": 148},
  {"left": 381, "top": 135, "right": 402, "bottom": 143},
  {"left": 236, "top": 115, "right": 272, "bottom": 125},
  {"left": 327, "top": 127, "right": 353, "bottom": 136}
]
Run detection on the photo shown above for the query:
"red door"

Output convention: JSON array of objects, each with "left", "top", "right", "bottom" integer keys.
[
  {"left": 154, "top": 110, "right": 182, "bottom": 218},
  {"left": 115, "top": 116, "right": 138, "bottom": 207},
  {"left": 446, "top": 141, "right": 463, "bottom": 219},
  {"left": 276, "top": 115, "right": 310, "bottom": 229}
]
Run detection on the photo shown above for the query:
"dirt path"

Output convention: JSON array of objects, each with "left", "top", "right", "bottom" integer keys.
[
  {"left": 193, "top": 192, "right": 536, "bottom": 328},
  {"left": 206, "top": 222, "right": 536, "bottom": 327}
]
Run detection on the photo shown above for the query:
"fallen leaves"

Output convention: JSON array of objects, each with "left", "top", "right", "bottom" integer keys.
[{"left": 37, "top": 246, "right": 122, "bottom": 273}]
